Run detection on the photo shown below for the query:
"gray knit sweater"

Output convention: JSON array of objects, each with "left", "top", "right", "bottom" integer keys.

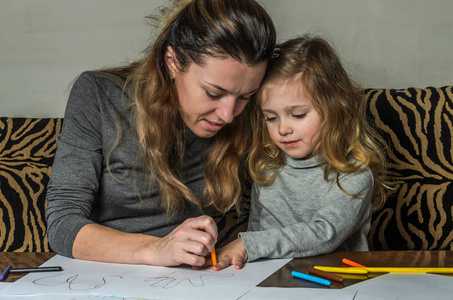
[
  {"left": 240, "top": 155, "right": 372, "bottom": 262},
  {"left": 46, "top": 72, "right": 212, "bottom": 257}
]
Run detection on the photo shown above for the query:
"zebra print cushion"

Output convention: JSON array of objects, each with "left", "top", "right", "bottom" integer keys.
[
  {"left": 367, "top": 86, "right": 453, "bottom": 250},
  {"left": 0, "top": 117, "right": 62, "bottom": 251}
]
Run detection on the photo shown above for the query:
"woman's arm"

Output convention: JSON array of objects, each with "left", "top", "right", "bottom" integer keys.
[
  {"left": 46, "top": 72, "right": 217, "bottom": 267},
  {"left": 73, "top": 216, "right": 218, "bottom": 267}
]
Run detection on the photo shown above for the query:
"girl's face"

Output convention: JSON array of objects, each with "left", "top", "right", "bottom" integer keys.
[
  {"left": 165, "top": 46, "right": 267, "bottom": 138},
  {"left": 261, "top": 77, "right": 323, "bottom": 159}
]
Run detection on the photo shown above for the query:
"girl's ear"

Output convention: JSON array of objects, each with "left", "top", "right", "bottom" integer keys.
[{"left": 164, "top": 46, "right": 178, "bottom": 79}]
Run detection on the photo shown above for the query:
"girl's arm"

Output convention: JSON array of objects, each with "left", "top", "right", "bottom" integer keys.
[
  {"left": 213, "top": 170, "right": 373, "bottom": 270},
  {"left": 241, "top": 171, "right": 373, "bottom": 262}
]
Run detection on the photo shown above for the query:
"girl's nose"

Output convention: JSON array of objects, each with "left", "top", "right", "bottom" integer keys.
[{"left": 278, "top": 120, "right": 293, "bottom": 135}]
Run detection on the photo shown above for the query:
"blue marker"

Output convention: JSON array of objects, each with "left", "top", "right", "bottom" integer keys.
[
  {"left": 291, "top": 270, "right": 331, "bottom": 286},
  {"left": 0, "top": 265, "right": 12, "bottom": 281}
]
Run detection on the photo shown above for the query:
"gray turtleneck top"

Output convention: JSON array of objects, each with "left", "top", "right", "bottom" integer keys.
[
  {"left": 46, "top": 72, "right": 212, "bottom": 257},
  {"left": 239, "top": 155, "right": 372, "bottom": 262}
]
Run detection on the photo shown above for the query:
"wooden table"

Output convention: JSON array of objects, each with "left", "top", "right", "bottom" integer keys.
[
  {"left": 0, "top": 252, "right": 56, "bottom": 283},
  {"left": 259, "top": 250, "right": 453, "bottom": 288},
  {"left": 1, "top": 251, "right": 453, "bottom": 288}
]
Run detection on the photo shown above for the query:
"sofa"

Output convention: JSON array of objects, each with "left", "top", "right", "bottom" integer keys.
[{"left": 1, "top": 85, "right": 452, "bottom": 252}]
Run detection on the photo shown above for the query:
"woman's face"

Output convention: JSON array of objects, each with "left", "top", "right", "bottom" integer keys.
[{"left": 165, "top": 47, "right": 267, "bottom": 138}]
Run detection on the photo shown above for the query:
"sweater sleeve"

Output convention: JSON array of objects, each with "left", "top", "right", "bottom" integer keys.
[
  {"left": 46, "top": 72, "right": 105, "bottom": 257},
  {"left": 239, "top": 169, "right": 373, "bottom": 262}
]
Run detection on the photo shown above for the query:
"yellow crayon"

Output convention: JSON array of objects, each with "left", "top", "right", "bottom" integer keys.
[
  {"left": 314, "top": 266, "right": 368, "bottom": 274},
  {"left": 358, "top": 267, "right": 453, "bottom": 274},
  {"left": 314, "top": 266, "right": 453, "bottom": 274},
  {"left": 333, "top": 273, "right": 369, "bottom": 280}
]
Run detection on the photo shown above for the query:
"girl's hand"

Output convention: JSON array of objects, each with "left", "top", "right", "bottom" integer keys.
[
  {"left": 211, "top": 238, "right": 248, "bottom": 271},
  {"left": 145, "top": 215, "right": 218, "bottom": 267}
]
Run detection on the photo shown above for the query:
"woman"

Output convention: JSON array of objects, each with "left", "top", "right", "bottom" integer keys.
[{"left": 46, "top": 0, "right": 276, "bottom": 268}]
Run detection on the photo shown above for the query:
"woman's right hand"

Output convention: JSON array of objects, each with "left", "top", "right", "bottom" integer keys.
[{"left": 145, "top": 215, "right": 218, "bottom": 267}]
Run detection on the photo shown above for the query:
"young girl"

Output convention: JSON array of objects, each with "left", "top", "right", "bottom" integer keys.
[{"left": 213, "top": 34, "right": 388, "bottom": 271}]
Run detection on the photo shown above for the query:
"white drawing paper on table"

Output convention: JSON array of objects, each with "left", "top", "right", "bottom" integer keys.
[
  {"left": 0, "top": 255, "right": 291, "bottom": 300},
  {"left": 1, "top": 295, "right": 154, "bottom": 300},
  {"left": 343, "top": 273, "right": 453, "bottom": 300},
  {"left": 239, "top": 287, "right": 358, "bottom": 300}
]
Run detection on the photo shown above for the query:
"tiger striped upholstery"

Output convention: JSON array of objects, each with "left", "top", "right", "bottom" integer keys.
[
  {"left": 0, "top": 118, "right": 62, "bottom": 251},
  {"left": 1, "top": 85, "right": 452, "bottom": 252},
  {"left": 367, "top": 86, "right": 453, "bottom": 250}
]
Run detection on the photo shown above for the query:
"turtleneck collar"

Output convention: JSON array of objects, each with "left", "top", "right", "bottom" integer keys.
[{"left": 284, "top": 153, "right": 321, "bottom": 169}]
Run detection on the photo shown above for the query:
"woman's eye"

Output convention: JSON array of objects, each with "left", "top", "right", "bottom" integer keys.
[
  {"left": 238, "top": 95, "right": 251, "bottom": 102},
  {"left": 205, "top": 90, "right": 221, "bottom": 100}
]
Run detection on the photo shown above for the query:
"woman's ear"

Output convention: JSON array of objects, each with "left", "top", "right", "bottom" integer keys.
[{"left": 164, "top": 46, "right": 178, "bottom": 79}]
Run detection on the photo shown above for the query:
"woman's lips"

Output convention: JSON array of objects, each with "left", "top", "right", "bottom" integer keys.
[{"left": 204, "top": 119, "right": 224, "bottom": 131}]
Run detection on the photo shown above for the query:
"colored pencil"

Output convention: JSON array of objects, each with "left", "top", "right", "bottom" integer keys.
[
  {"left": 211, "top": 249, "right": 217, "bottom": 266},
  {"left": 314, "top": 266, "right": 453, "bottom": 274}
]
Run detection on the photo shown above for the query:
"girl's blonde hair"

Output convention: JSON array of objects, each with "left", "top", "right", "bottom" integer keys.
[
  {"left": 104, "top": 0, "right": 276, "bottom": 216},
  {"left": 249, "top": 34, "right": 389, "bottom": 210}
]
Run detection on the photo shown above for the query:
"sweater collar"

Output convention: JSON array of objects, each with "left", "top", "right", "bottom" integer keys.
[{"left": 285, "top": 154, "right": 321, "bottom": 169}]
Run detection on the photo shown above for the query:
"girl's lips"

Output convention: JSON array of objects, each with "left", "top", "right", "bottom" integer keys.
[{"left": 282, "top": 140, "right": 300, "bottom": 147}]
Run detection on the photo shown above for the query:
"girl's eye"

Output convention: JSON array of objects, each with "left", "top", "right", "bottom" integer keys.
[
  {"left": 294, "top": 113, "right": 307, "bottom": 119},
  {"left": 205, "top": 90, "right": 221, "bottom": 100},
  {"left": 264, "top": 116, "right": 277, "bottom": 122}
]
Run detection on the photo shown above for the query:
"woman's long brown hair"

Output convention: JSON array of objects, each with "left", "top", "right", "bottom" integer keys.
[{"left": 105, "top": 0, "right": 276, "bottom": 216}]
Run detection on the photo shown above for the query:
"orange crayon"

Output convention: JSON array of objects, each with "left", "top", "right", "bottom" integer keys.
[
  {"left": 211, "top": 249, "right": 217, "bottom": 266},
  {"left": 342, "top": 258, "right": 366, "bottom": 268}
]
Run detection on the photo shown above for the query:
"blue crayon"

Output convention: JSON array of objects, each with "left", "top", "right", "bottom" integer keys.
[
  {"left": 291, "top": 270, "right": 331, "bottom": 286},
  {"left": 0, "top": 265, "right": 12, "bottom": 281}
]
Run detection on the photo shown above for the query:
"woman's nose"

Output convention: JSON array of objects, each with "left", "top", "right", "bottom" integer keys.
[{"left": 215, "top": 98, "right": 236, "bottom": 124}]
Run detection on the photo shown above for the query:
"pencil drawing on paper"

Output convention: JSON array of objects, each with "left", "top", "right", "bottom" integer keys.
[
  {"left": 29, "top": 268, "right": 236, "bottom": 292},
  {"left": 136, "top": 269, "right": 234, "bottom": 289},
  {"left": 32, "top": 273, "right": 123, "bottom": 291}
]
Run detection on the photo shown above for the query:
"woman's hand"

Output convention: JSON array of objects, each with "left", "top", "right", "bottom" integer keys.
[
  {"left": 211, "top": 238, "right": 248, "bottom": 271},
  {"left": 146, "top": 215, "right": 218, "bottom": 267}
]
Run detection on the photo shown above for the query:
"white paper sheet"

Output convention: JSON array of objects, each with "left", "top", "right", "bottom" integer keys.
[
  {"left": 0, "top": 255, "right": 291, "bottom": 300},
  {"left": 239, "top": 287, "right": 358, "bottom": 300},
  {"left": 1, "top": 295, "right": 155, "bottom": 299},
  {"left": 4, "top": 256, "right": 453, "bottom": 299},
  {"left": 342, "top": 273, "right": 453, "bottom": 300},
  {"left": 0, "top": 282, "right": 12, "bottom": 292}
]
